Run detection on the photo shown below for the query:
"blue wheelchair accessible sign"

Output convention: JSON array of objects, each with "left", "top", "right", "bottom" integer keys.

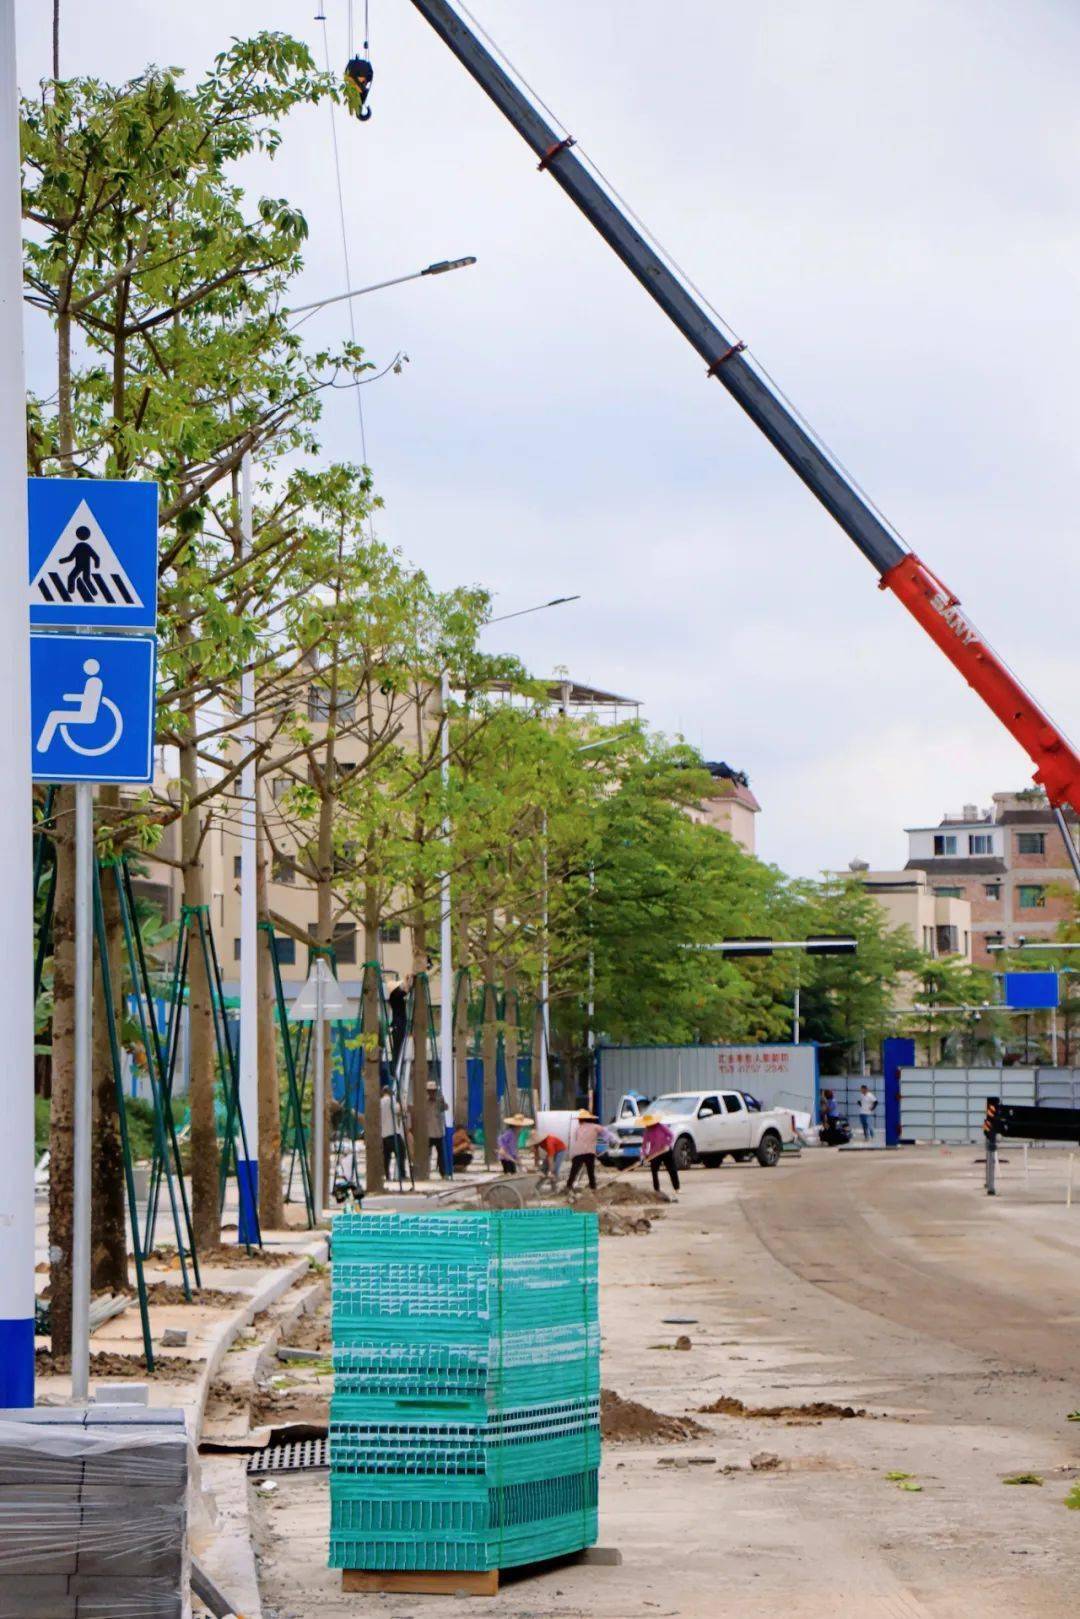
[
  {"left": 30, "top": 634, "right": 157, "bottom": 784},
  {"left": 28, "top": 476, "right": 158, "bottom": 633}
]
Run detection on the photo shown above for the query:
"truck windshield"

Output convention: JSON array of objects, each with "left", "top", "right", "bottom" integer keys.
[{"left": 651, "top": 1095, "right": 700, "bottom": 1116}]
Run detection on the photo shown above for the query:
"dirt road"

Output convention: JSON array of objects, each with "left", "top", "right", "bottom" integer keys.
[{"left": 253, "top": 1148, "right": 1080, "bottom": 1618}]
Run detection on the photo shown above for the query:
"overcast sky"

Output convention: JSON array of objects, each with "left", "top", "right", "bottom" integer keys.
[{"left": 16, "top": 0, "right": 1080, "bottom": 876}]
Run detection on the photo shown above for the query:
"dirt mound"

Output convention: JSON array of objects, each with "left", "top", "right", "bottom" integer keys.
[
  {"left": 142, "top": 1282, "right": 243, "bottom": 1309},
  {"left": 698, "top": 1395, "right": 865, "bottom": 1421},
  {"left": 601, "top": 1388, "right": 709, "bottom": 1443},
  {"left": 594, "top": 1181, "right": 668, "bottom": 1208},
  {"left": 35, "top": 1349, "right": 203, "bottom": 1382},
  {"left": 598, "top": 1210, "right": 658, "bottom": 1237}
]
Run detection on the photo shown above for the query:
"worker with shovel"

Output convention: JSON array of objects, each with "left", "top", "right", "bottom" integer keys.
[{"left": 638, "top": 1113, "right": 680, "bottom": 1198}]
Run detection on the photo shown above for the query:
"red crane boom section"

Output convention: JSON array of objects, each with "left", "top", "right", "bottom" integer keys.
[{"left": 882, "top": 554, "right": 1080, "bottom": 812}]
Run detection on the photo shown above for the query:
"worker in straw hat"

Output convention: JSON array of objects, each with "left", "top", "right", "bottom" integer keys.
[
  {"left": 497, "top": 1113, "right": 534, "bottom": 1175},
  {"left": 638, "top": 1113, "right": 680, "bottom": 1198},
  {"left": 566, "top": 1107, "right": 603, "bottom": 1192}
]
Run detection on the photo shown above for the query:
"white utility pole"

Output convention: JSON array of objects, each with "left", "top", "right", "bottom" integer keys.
[
  {"left": 237, "top": 452, "right": 259, "bottom": 1239},
  {"left": 0, "top": 0, "right": 36, "bottom": 1409},
  {"left": 539, "top": 811, "right": 551, "bottom": 1110},
  {"left": 793, "top": 985, "right": 801, "bottom": 1046},
  {"left": 439, "top": 669, "right": 454, "bottom": 1149}
]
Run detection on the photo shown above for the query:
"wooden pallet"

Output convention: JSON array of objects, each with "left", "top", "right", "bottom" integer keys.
[{"left": 342, "top": 1569, "right": 500, "bottom": 1597}]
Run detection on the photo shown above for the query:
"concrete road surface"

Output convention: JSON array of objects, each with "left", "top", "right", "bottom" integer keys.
[{"left": 252, "top": 1147, "right": 1080, "bottom": 1618}]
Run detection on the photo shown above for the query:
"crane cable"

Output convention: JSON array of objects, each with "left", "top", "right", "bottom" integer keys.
[{"left": 320, "top": 12, "right": 376, "bottom": 540}]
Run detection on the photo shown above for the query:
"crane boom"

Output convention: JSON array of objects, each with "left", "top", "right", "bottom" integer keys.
[{"left": 406, "top": 0, "right": 1080, "bottom": 854}]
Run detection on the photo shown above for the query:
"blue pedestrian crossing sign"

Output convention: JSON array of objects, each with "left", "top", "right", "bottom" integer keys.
[
  {"left": 30, "top": 633, "right": 157, "bottom": 784},
  {"left": 28, "top": 477, "right": 158, "bottom": 632}
]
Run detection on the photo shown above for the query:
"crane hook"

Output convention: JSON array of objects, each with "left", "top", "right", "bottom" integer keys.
[{"left": 344, "top": 55, "right": 374, "bottom": 122}]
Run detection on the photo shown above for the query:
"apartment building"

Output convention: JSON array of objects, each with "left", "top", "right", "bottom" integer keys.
[
  {"left": 852, "top": 867, "right": 973, "bottom": 963},
  {"left": 687, "top": 762, "right": 761, "bottom": 854},
  {"left": 902, "top": 792, "right": 1079, "bottom": 966}
]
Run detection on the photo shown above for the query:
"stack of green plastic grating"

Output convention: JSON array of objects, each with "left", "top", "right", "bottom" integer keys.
[{"left": 328, "top": 1209, "right": 600, "bottom": 1576}]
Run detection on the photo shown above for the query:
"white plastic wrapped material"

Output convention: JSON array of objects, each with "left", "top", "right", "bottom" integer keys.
[{"left": 0, "top": 1413, "right": 188, "bottom": 1619}]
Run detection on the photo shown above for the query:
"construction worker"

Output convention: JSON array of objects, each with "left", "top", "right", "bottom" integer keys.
[
  {"left": 639, "top": 1113, "right": 680, "bottom": 1197},
  {"left": 566, "top": 1108, "right": 602, "bottom": 1192},
  {"left": 497, "top": 1113, "right": 533, "bottom": 1174}
]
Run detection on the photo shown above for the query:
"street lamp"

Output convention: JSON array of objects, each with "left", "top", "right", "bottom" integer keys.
[{"left": 287, "top": 256, "right": 478, "bottom": 322}]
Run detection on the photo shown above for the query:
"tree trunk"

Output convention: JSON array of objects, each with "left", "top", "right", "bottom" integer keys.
[
  {"left": 505, "top": 964, "right": 520, "bottom": 1113},
  {"left": 315, "top": 792, "right": 335, "bottom": 1203},
  {"left": 48, "top": 790, "right": 76, "bottom": 1354},
  {"left": 256, "top": 802, "right": 283, "bottom": 1230},
  {"left": 180, "top": 722, "right": 220, "bottom": 1252},
  {"left": 363, "top": 895, "right": 385, "bottom": 1193},
  {"left": 481, "top": 914, "right": 499, "bottom": 1169},
  {"left": 91, "top": 818, "right": 127, "bottom": 1292},
  {"left": 410, "top": 914, "right": 430, "bottom": 1178},
  {"left": 454, "top": 909, "right": 470, "bottom": 1129}
]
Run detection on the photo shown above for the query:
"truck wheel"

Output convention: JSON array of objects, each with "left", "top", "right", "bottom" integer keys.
[
  {"left": 673, "top": 1135, "right": 696, "bottom": 1172},
  {"left": 756, "top": 1131, "right": 782, "bottom": 1168}
]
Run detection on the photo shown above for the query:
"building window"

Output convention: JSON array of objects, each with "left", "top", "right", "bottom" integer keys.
[
  {"left": 934, "top": 886, "right": 963, "bottom": 898},
  {"left": 1017, "top": 832, "right": 1046, "bottom": 856},
  {"left": 308, "top": 687, "right": 356, "bottom": 727},
  {"left": 1018, "top": 885, "right": 1046, "bottom": 910},
  {"left": 936, "top": 924, "right": 959, "bottom": 956},
  {"left": 274, "top": 935, "right": 296, "bottom": 967},
  {"left": 272, "top": 857, "right": 296, "bottom": 885},
  {"left": 933, "top": 835, "right": 957, "bottom": 856},
  {"left": 233, "top": 938, "right": 241, "bottom": 960},
  {"left": 969, "top": 834, "right": 993, "bottom": 855},
  {"left": 379, "top": 923, "right": 402, "bottom": 944},
  {"left": 233, "top": 854, "right": 242, "bottom": 880},
  {"left": 272, "top": 778, "right": 293, "bottom": 804},
  {"left": 986, "top": 932, "right": 1004, "bottom": 950},
  {"left": 984, "top": 883, "right": 1001, "bottom": 900}
]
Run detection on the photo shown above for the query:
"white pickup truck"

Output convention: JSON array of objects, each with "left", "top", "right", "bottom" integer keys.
[{"left": 604, "top": 1088, "right": 797, "bottom": 1170}]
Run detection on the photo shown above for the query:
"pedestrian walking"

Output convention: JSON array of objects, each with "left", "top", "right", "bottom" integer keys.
[
  {"left": 858, "top": 1084, "right": 878, "bottom": 1141},
  {"left": 379, "top": 1083, "right": 404, "bottom": 1181},
  {"left": 497, "top": 1113, "right": 533, "bottom": 1175},
  {"left": 566, "top": 1109, "right": 602, "bottom": 1192},
  {"left": 638, "top": 1113, "right": 680, "bottom": 1196}
]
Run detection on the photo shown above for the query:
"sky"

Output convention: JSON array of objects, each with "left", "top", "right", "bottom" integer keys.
[{"left": 16, "top": 0, "right": 1080, "bottom": 877}]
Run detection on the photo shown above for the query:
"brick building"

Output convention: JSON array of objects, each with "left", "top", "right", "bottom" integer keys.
[{"left": 903, "top": 792, "right": 1079, "bottom": 966}]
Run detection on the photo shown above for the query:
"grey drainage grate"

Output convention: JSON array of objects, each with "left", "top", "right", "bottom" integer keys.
[{"left": 248, "top": 1436, "right": 329, "bottom": 1476}]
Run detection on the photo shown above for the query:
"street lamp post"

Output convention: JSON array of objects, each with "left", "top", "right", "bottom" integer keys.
[{"left": 287, "top": 256, "right": 477, "bottom": 321}]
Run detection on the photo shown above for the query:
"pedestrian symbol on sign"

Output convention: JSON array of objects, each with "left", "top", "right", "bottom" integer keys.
[{"left": 30, "top": 498, "right": 144, "bottom": 610}]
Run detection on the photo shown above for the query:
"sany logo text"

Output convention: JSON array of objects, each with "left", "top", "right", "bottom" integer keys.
[{"left": 930, "top": 590, "right": 980, "bottom": 648}]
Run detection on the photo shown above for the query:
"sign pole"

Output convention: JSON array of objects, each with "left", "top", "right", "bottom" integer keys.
[
  {"left": 236, "top": 453, "right": 258, "bottom": 1241},
  {"left": 313, "top": 969, "right": 325, "bottom": 1224},
  {"left": 0, "top": 0, "right": 35, "bottom": 1409},
  {"left": 439, "top": 669, "right": 454, "bottom": 1166},
  {"left": 70, "top": 781, "right": 94, "bottom": 1402}
]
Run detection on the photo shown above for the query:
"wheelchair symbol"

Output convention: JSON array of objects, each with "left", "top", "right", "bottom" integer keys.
[{"left": 36, "top": 658, "right": 124, "bottom": 757}]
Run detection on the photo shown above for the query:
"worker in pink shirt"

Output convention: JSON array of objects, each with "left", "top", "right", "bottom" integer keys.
[
  {"left": 638, "top": 1113, "right": 679, "bottom": 1195},
  {"left": 566, "top": 1109, "right": 603, "bottom": 1191}
]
